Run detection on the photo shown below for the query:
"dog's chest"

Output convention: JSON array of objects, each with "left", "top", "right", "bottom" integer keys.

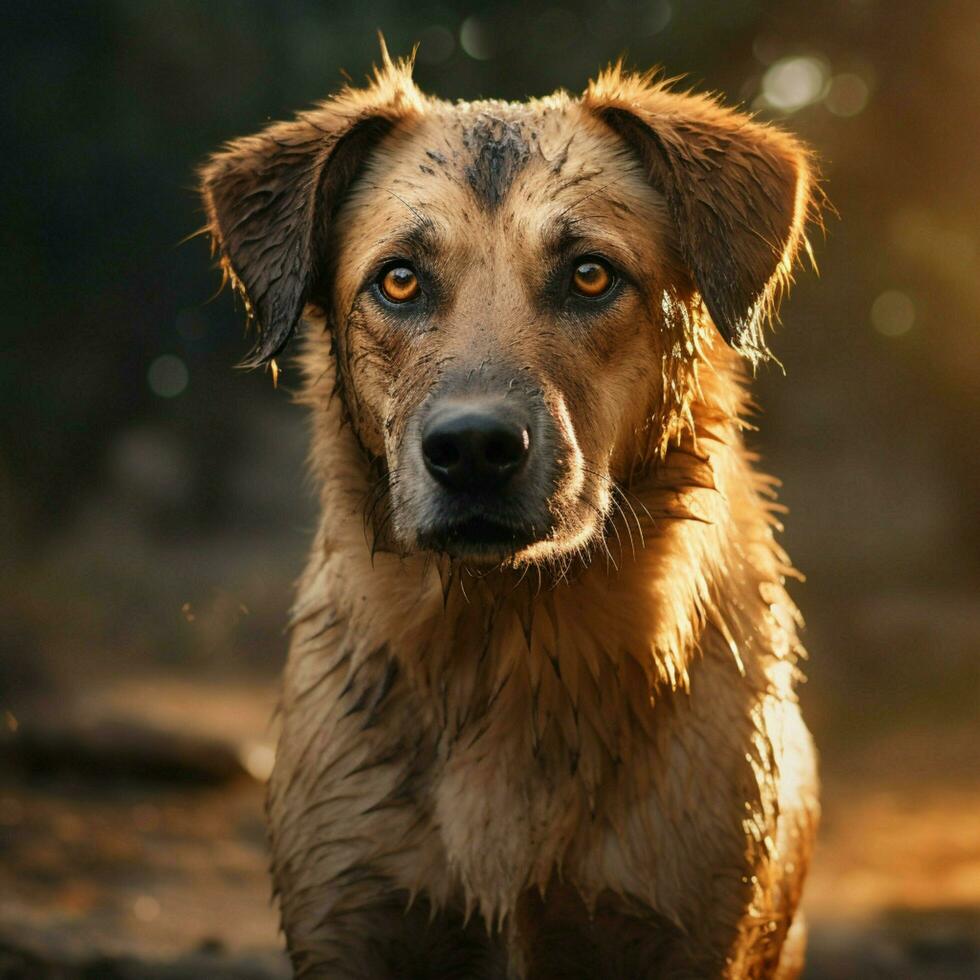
[
  {"left": 427, "top": 674, "right": 674, "bottom": 922},
  {"left": 424, "top": 645, "right": 774, "bottom": 925},
  {"left": 433, "top": 725, "right": 587, "bottom": 919}
]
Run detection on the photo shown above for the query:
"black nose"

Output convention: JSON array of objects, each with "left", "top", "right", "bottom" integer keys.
[{"left": 421, "top": 403, "right": 531, "bottom": 492}]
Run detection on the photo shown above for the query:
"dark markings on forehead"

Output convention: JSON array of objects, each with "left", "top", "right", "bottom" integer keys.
[{"left": 461, "top": 116, "right": 532, "bottom": 211}]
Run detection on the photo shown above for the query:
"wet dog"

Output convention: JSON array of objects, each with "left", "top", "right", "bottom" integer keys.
[{"left": 200, "top": 49, "right": 821, "bottom": 979}]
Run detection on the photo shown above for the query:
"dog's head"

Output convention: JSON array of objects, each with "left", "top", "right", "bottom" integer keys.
[{"left": 200, "top": 52, "right": 815, "bottom": 567}]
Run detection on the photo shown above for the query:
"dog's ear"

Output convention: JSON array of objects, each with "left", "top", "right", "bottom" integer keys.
[
  {"left": 199, "top": 51, "right": 423, "bottom": 366},
  {"left": 583, "top": 69, "right": 816, "bottom": 360}
]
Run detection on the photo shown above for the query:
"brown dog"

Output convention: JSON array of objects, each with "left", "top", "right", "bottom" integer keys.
[{"left": 200, "top": 49, "right": 820, "bottom": 979}]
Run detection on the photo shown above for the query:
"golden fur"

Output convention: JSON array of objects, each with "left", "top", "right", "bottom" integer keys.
[{"left": 200, "top": 49, "right": 821, "bottom": 979}]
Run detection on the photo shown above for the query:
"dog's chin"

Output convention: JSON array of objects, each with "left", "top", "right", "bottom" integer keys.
[{"left": 405, "top": 494, "right": 609, "bottom": 567}]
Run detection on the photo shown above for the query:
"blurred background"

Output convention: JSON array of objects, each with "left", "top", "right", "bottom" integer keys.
[{"left": 1, "top": 1, "right": 977, "bottom": 977}]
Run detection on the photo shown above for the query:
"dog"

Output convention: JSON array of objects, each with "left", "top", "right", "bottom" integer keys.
[{"left": 200, "top": 47, "right": 821, "bottom": 979}]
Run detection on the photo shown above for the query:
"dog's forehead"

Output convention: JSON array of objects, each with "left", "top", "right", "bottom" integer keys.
[
  {"left": 378, "top": 98, "right": 643, "bottom": 219},
  {"left": 442, "top": 99, "right": 565, "bottom": 211}
]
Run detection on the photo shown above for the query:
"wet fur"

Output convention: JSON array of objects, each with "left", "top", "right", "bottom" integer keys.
[{"left": 200, "top": 51, "right": 821, "bottom": 979}]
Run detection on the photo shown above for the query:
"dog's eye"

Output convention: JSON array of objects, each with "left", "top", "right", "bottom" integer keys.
[
  {"left": 379, "top": 265, "right": 421, "bottom": 304},
  {"left": 570, "top": 258, "right": 613, "bottom": 298}
]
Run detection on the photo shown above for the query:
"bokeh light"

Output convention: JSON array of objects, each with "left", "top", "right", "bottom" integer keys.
[
  {"left": 133, "top": 895, "right": 161, "bottom": 923},
  {"left": 871, "top": 290, "right": 916, "bottom": 336},
  {"left": 760, "top": 55, "right": 830, "bottom": 112},
  {"left": 642, "top": 0, "right": 672, "bottom": 35},
  {"left": 460, "top": 16, "right": 494, "bottom": 60},
  {"left": 416, "top": 24, "right": 455, "bottom": 65},
  {"left": 825, "top": 72, "right": 871, "bottom": 116},
  {"left": 147, "top": 354, "right": 189, "bottom": 398}
]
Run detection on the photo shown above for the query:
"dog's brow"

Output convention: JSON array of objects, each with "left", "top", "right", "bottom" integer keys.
[
  {"left": 557, "top": 175, "right": 627, "bottom": 224},
  {"left": 360, "top": 179, "right": 430, "bottom": 230},
  {"left": 544, "top": 218, "right": 585, "bottom": 259},
  {"left": 383, "top": 222, "right": 441, "bottom": 259}
]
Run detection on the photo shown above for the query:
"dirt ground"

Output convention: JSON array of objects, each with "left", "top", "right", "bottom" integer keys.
[{"left": 1, "top": 673, "right": 977, "bottom": 979}]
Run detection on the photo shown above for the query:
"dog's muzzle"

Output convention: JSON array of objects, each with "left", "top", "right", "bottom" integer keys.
[{"left": 407, "top": 382, "right": 559, "bottom": 561}]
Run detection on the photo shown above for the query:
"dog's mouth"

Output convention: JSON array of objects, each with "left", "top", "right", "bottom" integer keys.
[{"left": 417, "top": 514, "right": 539, "bottom": 561}]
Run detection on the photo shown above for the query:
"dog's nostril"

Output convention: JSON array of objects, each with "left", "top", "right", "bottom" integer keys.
[
  {"left": 425, "top": 434, "right": 461, "bottom": 469},
  {"left": 484, "top": 430, "right": 528, "bottom": 469},
  {"left": 421, "top": 406, "right": 531, "bottom": 492}
]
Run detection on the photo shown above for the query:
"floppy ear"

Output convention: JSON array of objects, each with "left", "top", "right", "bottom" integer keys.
[
  {"left": 199, "top": 53, "right": 423, "bottom": 366},
  {"left": 583, "top": 69, "right": 816, "bottom": 360}
]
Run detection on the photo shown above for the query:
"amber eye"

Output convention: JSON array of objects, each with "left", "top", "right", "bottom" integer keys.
[
  {"left": 379, "top": 265, "right": 420, "bottom": 303},
  {"left": 571, "top": 258, "right": 613, "bottom": 298}
]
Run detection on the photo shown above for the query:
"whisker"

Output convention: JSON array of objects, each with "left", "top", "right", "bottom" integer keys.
[
  {"left": 558, "top": 175, "right": 628, "bottom": 224},
  {"left": 360, "top": 180, "right": 428, "bottom": 228}
]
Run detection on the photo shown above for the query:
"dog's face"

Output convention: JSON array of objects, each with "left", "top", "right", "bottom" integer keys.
[
  {"left": 327, "top": 106, "right": 682, "bottom": 563},
  {"left": 201, "top": 57, "right": 813, "bottom": 566}
]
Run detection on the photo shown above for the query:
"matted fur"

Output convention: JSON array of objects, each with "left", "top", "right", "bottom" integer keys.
[{"left": 200, "top": 49, "right": 821, "bottom": 979}]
